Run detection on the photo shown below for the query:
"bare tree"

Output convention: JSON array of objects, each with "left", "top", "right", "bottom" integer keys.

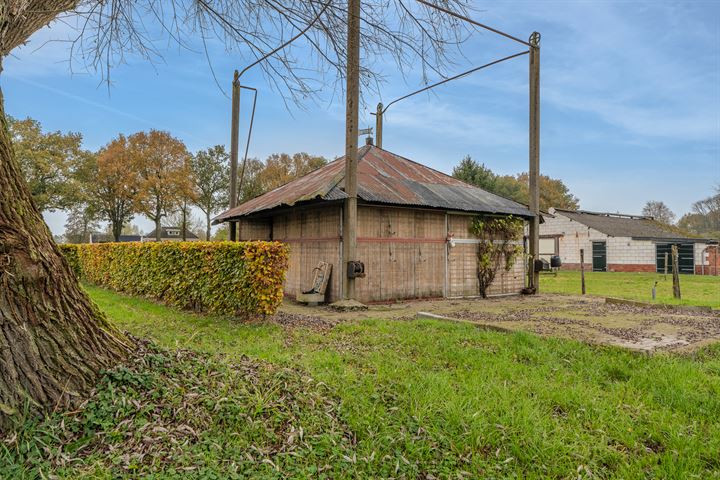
[
  {"left": 642, "top": 200, "right": 676, "bottom": 225},
  {"left": 0, "top": 0, "right": 471, "bottom": 426}
]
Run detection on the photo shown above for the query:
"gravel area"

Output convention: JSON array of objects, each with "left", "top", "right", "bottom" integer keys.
[{"left": 278, "top": 295, "right": 720, "bottom": 352}]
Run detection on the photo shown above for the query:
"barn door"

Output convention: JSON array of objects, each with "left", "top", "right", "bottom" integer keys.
[
  {"left": 656, "top": 243, "right": 695, "bottom": 274},
  {"left": 592, "top": 241, "right": 607, "bottom": 272}
]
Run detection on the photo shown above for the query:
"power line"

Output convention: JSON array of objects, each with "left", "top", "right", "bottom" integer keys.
[
  {"left": 380, "top": 51, "right": 528, "bottom": 114},
  {"left": 415, "top": 0, "right": 531, "bottom": 47}
]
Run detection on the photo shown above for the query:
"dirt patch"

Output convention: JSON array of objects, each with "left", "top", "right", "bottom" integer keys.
[
  {"left": 450, "top": 298, "right": 720, "bottom": 352},
  {"left": 269, "top": 311, "right": 340, "bottom": 332},
  {"left": 279, "top": 295, "right": 720, "bottom": 352}
]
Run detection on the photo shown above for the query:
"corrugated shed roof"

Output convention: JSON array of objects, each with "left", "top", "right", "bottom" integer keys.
[
  {"left": 214, "top": 145, "right": 533, "bottom": 223},
  {"left": 556, "top": 209, "right": 715, "bottom": 242}
]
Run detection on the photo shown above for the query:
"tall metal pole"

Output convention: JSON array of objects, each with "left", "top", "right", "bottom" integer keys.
[
  {"left": 375, "top": 102, "right": 383, "bottom": 149},
  {"left": 229, "top": 70, "right": 240, "bottom": 241},
  {"left": 528, "top": 32, "right": 541, "bottom": 292},
  {"left": 343, "top": 0, "right": 361, "bottom": 300}
]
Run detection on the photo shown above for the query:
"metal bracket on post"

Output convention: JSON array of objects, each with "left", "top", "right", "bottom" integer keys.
[{"left": 375, "top": 103, "right": 383, "bottom": 148}]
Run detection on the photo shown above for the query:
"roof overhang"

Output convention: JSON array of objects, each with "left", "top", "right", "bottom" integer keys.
[
  {"left": 631, "top": 237, "right": 719, "bottom": 244},
  {"left": 214, "top": 198, "right": 538, "bottom": 224}
]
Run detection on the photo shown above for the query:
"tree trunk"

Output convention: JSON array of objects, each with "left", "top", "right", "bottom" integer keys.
[
  {"left": 181, "top": 203, "right": 187, "bottom": 241},
  {"left": 155, "top": 216, "right": 162, "bottom": 241},
  {"left": 0, "top": 86, "right": 130, "bottom": 428},
  {"left": 112, "top": 218, "right": 122, "bottom": 242},
  {"left": 206, "top": 211, "right": 211, "bottom": 241}
]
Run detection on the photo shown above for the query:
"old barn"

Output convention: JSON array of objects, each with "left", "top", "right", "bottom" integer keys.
[{"left": 214, "top": 145, "right": 535, "bottom": 303}]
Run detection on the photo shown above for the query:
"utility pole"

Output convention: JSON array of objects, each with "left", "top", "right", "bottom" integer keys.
[
  {"left": 229, "top": 70, "right": 240, "bottom": 241},
  {"left": 375, "top": 102, "right": 383, "bottom": 149},
  {"left": 342, "top": 0, "right": 361, "bottom": 300},
  {"left": 528, "top": 32, "right": 541, "bottom": 292}
]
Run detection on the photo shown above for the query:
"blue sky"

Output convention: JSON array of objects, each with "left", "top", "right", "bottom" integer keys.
[{"left": 2, "top": 0, "right": 719, "bottom": 236}]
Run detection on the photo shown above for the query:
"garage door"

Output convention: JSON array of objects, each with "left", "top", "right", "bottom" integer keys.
[{"left": 656, "top": 243, "right": 694, "bottom": 274}]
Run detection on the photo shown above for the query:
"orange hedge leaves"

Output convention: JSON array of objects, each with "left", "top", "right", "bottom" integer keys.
[{"left": 59, "top": 241, "right": 289, "bottom": 317}]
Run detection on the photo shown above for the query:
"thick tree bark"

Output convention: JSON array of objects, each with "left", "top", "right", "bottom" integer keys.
[
  {"left": 0, "top": 83, "right": 130, "bottom": 428},
  {"left": 1, "top": 1, "right": 78, "bottom": 56}
]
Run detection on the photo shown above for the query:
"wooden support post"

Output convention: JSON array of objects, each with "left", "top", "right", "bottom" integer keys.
[
  {"left": 664, "top": 252, "right": 668, "bottom": 280},
  {"left": 229, "top": 70, "right": 240, "bottom": 241},
  {"left": 528, "top": 32, "right": 541, "bottom": 292},
  {"left": 342, "top": 0, "right": 360, "bottom": 300},
  {"left": 580, "top": 248, "right": 586, "bottom": 295},
  {"left": 375, "top": 102, "right": 383, "bottom": 149},
  {"left": 671, "top": 244, "right": 681, "bottom": 299}
]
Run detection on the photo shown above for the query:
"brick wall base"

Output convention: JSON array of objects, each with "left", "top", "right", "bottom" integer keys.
[
  {"left": 561, "top": 263, "right": 720, "bottom": 274},
  {"left": 560, "top": 263, "right": 592, "bottom": 271},
  {"left": 561, "top": 263, "right": 656, "bottom": 273},
  {"left": 607, "top": 264, "right": 656, "bottom": 273},
  {"left": 695, "top": 265, "right": 720, "bottom": 275}
]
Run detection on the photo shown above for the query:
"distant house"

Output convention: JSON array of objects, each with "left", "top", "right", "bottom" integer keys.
[
  {"left": 213, "top": 145, "right": 536, "bottom": 303},
  {"left": 89, "top": 233, "right": 143, "bottom": 243},
  {"left": 540, "top": 208, "right": 718, "bottom": 275},
  {"left": 144, "top": 227, "right": 200, "bottom": 242}
]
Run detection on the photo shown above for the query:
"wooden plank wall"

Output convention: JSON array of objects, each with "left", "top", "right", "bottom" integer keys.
[
  {"left": 271, "top": 206, "right": 342, "bottom": 302},
  {"left": 355, "top": 206, "right": 446, "bottom": 302},
  {"left": 240, "top": 206, "right": 525, "bottom": 304},
  {"left": 447, "top": 213, "right": 525, "bottom": 297},
  {"left": 238, "top": 219, "right": 272, "bottom": 240}
]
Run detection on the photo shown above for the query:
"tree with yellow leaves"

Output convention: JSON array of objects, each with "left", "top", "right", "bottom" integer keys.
[{"left": 129, "top": 130, "right": 194, "bottom": 241}]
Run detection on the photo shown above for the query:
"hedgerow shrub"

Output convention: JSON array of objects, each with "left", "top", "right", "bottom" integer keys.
[{"left": 60, "top": 242, "right": 289, "bottom": 317}]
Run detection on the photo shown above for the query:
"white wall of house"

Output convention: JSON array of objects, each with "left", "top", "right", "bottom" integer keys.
[
  {"left": 606, "top": 237, "right": 656, "bottom": 266},
  {"left": 541, "top": 212, "right": 713, "bottom": 272},
  {"left": 540, "top": 213, "right": 607, "bottom": 265},
  {"left": 541, "top": 213, "right": 654, "bottom": 268}
]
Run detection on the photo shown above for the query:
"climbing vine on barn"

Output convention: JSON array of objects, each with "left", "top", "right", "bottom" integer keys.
[{"left": 470, "top": 215, "right": 524, "bottom": 298}]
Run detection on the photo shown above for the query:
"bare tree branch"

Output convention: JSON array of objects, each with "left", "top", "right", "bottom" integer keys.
[{"left": 2, "top": 0, "right": 474, "bottom": 106}]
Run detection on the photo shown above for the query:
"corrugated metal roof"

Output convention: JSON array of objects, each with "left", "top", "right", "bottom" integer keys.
[
  {"left": 214, "top": 145, "right": 533, "bottom": 223},
  {"left": 556, "top": 209, "right": 716, "bottom": 243}
]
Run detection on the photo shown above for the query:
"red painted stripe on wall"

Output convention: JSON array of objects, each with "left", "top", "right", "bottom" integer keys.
[{"left": 357, "top": 237, "right": 447, "bottom": 244}]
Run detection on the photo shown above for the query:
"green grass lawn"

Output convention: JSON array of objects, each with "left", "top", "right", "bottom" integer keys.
[
  {"left": 541, "top": 270, "right": 720, "bottom": 308},
  {"left": 4, "top": 285, "right": 720, "bottom": 478}
]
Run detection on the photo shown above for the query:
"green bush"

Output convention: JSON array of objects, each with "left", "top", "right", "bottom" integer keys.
[{"left": 59, "top": 241, "right": 289, "bottom": 317}]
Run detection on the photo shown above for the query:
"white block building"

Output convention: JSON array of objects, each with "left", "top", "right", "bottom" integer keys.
[{"left": 539, "top": 208, "right": 718, "bottom": 274}]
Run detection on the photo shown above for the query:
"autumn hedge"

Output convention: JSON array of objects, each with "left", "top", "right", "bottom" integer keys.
[{"left": 59, "top": 242, "right": 289, "bottom": 317}]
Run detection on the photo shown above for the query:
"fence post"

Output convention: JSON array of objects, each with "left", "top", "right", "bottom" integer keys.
[
  {"left": 671, "top": 245, "right": 681, "bottom": 299},
  {"left": 663, "top": 252, "right": 668, "bottom": 280},
  {"left": 580, "top": 248, "right": 586, "bottom": 295}
]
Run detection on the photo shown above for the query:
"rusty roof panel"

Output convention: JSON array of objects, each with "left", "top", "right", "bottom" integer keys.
[{"left": 213, "top": 145, "right": 533, "bottom": 223}]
